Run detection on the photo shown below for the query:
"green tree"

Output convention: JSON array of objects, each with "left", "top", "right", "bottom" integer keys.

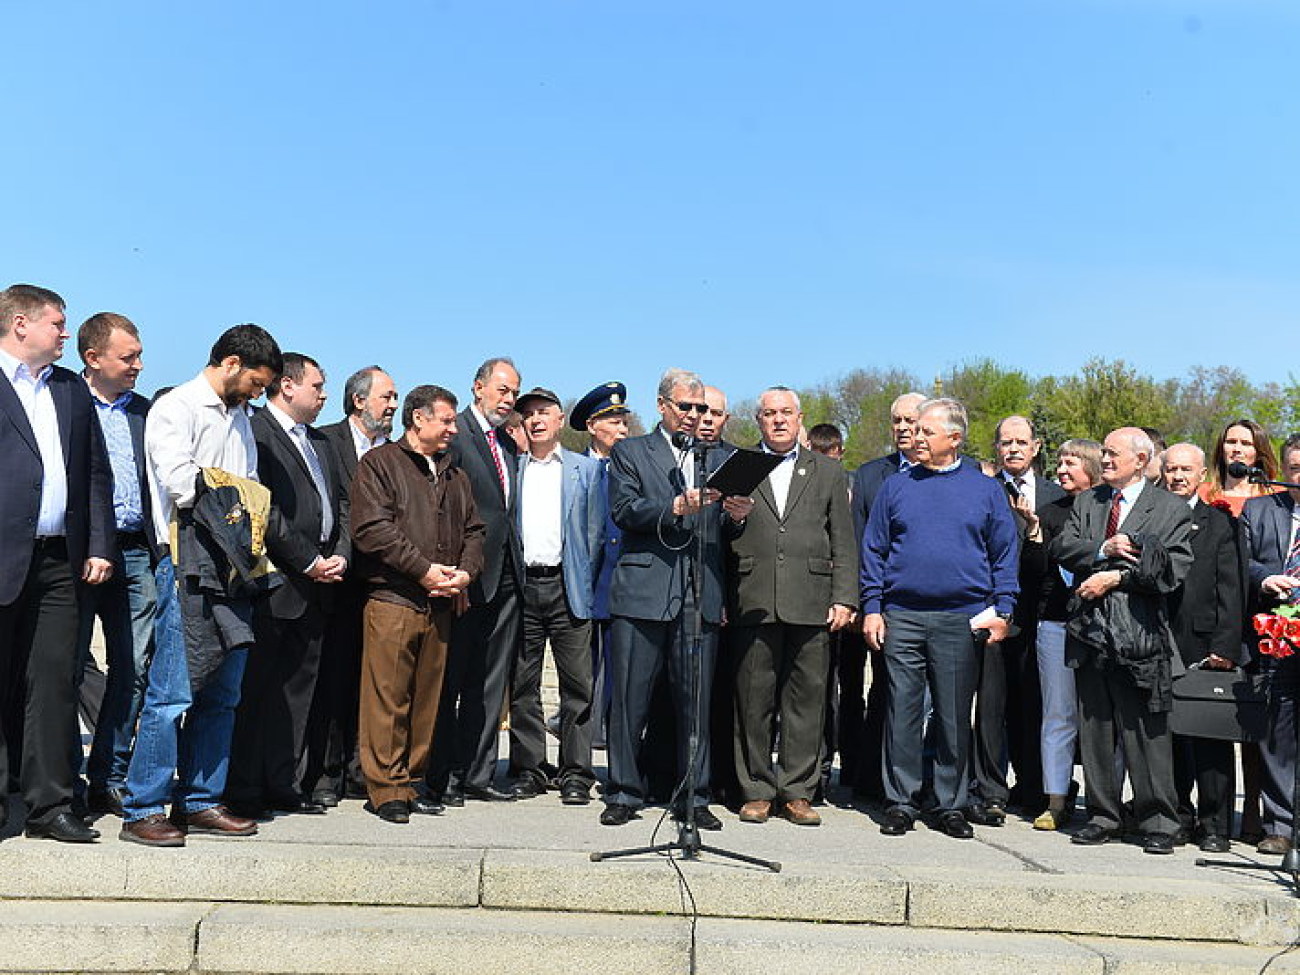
[
  {"left": 941, "top": 359, "right": 1034, "bottom": 461},
  {"left": 1039, "top": 358, "right": 1176, "bottom": 443}
]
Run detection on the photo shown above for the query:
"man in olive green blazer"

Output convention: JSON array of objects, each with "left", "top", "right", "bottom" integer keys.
[{"left": 724, "top": 387, "right": 858, "bottom": 827}]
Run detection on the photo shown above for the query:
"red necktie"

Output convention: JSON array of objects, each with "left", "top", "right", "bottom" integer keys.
[
  {"left": 1105, "top": 491, "right": 1122, "bottom": 538},
  {"left": 487, "top": 429, "right": 507, "bottom": 496}
]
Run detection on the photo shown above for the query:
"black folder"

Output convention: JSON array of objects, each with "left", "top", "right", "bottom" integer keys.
[{"left": 706, "top": 448, "right": 784, "bottom": 497}]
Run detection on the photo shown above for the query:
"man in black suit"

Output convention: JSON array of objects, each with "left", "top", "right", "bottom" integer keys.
[
  {"left": 226, "top": 353, "right": 350, "bottom": 817},
  {"left": 0, "top": 284, "right": 114, "bottom": 842},
  {"left": 1240, "top": 435, "right": 1300, "bottom": 855},
  {"left": 844, "top": 391, "right": 926, "bottom": 800},
  {"left": 302, "top": 365, "right": 397, "bottom": 806},
  {"left": 1161, "top": 442, "right": 1243, "bottom": 854},
  {"left": 74, "top": 313, "right": 155, "bottom": 819},
  {"left": 427, "top": 357, "right": 524, "bottom": 804},
  {"left": 600, "top": 368, "right": 742, "bottom": 829},
  {"left": 1052, "top": 427, "right": 1193, "bottom": 854},
  {"left": 726, "top": 388, "right": 858, "bottom": 828},
  {"left": 969, "top": 415, "right": 1065, "bottom": 823}
]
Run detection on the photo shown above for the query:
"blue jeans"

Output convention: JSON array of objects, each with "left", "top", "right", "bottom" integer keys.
[
  {"left": 123, "top": 556, "right": 248, "bottom": 821},
  {"left": 78, "top": 543, "right": 157, "bottom": 790}
]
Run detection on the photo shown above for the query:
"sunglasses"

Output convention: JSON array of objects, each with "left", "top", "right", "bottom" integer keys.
[{"left": 670, "top": 400, "right": 709, "bottom": 415}]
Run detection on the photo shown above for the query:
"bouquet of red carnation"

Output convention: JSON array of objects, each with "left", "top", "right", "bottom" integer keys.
[{"left": 1253, "top": 605, "right": 1300, "bottom": 658}]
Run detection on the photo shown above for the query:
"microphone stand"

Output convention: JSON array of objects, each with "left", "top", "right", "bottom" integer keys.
[
  {"left": 592, "top": 440, "right": 781, "bottom": 872},
  {"left": 1197, "top": 473, "right": 1300, "bottom": 894}
]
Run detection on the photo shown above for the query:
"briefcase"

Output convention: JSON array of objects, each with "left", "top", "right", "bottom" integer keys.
[{"left": 1170, "top": 668, "right": 1268, "bottom": 742}]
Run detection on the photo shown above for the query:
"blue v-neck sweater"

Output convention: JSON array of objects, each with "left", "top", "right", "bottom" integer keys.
[{"left": 860, "top": 462, "right": 1020, "bottom": 617}]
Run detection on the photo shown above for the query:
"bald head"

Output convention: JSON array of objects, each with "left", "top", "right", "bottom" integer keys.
[
  {"left": 698, "top": 385, "right": 730, "bottom": 442},
  {"left": 1101, "top": 427, "right": 1155, "bottom": 490}
]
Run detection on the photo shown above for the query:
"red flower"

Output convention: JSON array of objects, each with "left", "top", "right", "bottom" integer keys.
[
  {"left": 1284, "top": 619, "right": 1300, "bottom": 642},
  {"left": 1255, "top": 613, "right": 1275, "bottom": 636},
  {"left": 1210, "top": 499, "right": 1234, "bottom": 513}
]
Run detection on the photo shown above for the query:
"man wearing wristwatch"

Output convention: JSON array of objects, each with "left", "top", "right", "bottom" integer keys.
[{"left": 1050, "top": 427, "right": 1193, "bottom": 855}]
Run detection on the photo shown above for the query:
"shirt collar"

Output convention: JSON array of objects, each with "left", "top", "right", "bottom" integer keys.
[
  {"left": 761, "top": 442, "right": 799, "bottom": 461},
  {"left": 1113, "top": 478, "right": 1146, "bottom": 504},
  {"left": 82, "top": 374, "right": 132, "bottom": 409},
  {"left": 529, "top": 445, "right": 563, "bottom": 465},
  {"left": 265, "top": 400, "right": 299, "bottom": 434},
  {"left": 0, "top": 347, "right": 51, "bottom": 385},
  {"left": 470, "top": 404, "right": 494, "bottom": 436}
]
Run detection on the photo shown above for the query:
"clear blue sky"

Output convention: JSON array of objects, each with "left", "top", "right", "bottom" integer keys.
[{"left": 5, "top": 1, "right": 1296, "bottom": 423}]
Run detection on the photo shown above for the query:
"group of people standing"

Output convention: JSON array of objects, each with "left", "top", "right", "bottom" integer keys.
[{"left": 0, "top": 279, "right": 1293, "bottom": 858}]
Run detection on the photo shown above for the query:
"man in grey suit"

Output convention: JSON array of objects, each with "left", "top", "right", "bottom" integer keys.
[
  {"left": 1051, "top": 427, "right": 1193, "bottom": 854},
  {"left": 600, "top": 368, "right": 743, "bottom": 829},
  {"left": 726, "top": 388, "right": 857, "bottom": 827},
  {"left": 1241, "top": 434, "right": 1300, "bottom": 855},
  {"left": 507, "top": 387, "right": 605, "bottom": 805},
  {"left": 427, "top": 357, "right": 524, "bottom": 804}
]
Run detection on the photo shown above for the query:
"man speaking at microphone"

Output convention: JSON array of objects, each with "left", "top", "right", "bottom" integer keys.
[{"left": 600, "top": 368, "right": 747, "bottom": 829}]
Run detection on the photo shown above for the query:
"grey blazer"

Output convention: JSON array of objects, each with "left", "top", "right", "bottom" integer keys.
[{"left": 607, "top": 427, "right": 726, "bottom": 625}]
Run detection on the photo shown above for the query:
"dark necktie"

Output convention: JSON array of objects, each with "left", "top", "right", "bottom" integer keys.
[{"left": 1105, "top": 490, "right": 1123, "bottom": 538}]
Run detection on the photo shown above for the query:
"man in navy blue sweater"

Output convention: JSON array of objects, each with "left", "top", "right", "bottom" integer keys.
[{"left": 861, "top": 398, "right": 1019, "bottom": 839}]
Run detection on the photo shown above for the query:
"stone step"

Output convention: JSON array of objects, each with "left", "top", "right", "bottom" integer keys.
[
  {"left": 0, "top": 839, "right": 1295, "bottom": 947},
  {"left": 3, "top": 901, "right": 1300, "bottom": 975}
]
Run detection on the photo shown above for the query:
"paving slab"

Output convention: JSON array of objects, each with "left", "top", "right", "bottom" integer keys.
[
  {"left": 0, "top": 900, "right": 208, "bottom": 973},
  {"left": 904, "top": 865, "right": 1272, "bottom": 943},
  {"left": 481, "top": 847, "right": 907, "bottom": 922}
]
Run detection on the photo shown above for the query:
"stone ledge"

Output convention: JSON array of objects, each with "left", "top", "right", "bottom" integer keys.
[{"left": 481, "top": 847, "right": 907, "bottom": 923}]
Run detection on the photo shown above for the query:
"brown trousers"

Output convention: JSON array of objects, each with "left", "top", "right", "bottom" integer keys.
[{"left": 358, "top": 598, "right": 451, "bottom": 805}]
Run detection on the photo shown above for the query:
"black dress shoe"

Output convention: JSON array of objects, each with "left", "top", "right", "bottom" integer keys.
[
  {"left": 559, "top": 781, "right": 591, "bottom": 806},
  {"left": 25, "top": 811, "right": 100, "bottom": 843},
  {"left": 463, "top": 784, "right": 516, "bottom": 802},
  {"left": 87, "top": 786, "right": 127, "bottom": 818},
  {"left": 1071, "top": 823, "right": 1121, "bottom": 846},
  {"left": 966, "top": 801, "right": 1005, "bottom": 827},
  {"left": 682, "top": 806, "right": 722, "bottom": 831},
  {"left": 1143, "top": 832, "right": 1175, "bottom": 855},
  {"left": 371, "top": 800, "right": 409, "bottom": 824},
  {"left": 411, "top": 797, "right": 445, "bottom": 816},
  {"left": 1171, "top": 826, "right": 1192, "bottom": 846},
  {"left": 309, "top": 790, "right": 340, "bottom": 808},
  {"left": 510, "top": 777, "right": 542, "bottom": 800},
  {"left": 439, "top": 787, "right": 464, "bottom": 808},
  {"left": 600, "top": 803, "right": 636, "bottom": 826},
  {"left": 938, "top": 811, "right": 974, "bottom": 839},
  {"left": 879, "top": 808, "right": 913, "bottom": 836},
  {"left": 1200, "top": 834, "right": 1230, "bottom": 853},
  {"left": 269, "top": 795, "right": 327, "bottom": 815}
]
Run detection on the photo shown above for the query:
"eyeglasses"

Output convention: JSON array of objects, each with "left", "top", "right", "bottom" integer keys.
[{"left": 671, "top": 400, "right": 709, "bottom": 415}]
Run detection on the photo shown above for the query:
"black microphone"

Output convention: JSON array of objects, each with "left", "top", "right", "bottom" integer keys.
[
  {"left": 1227, "top": 461, "right": 1266, "bottom": 481},
  {"left": 671, "top": 432, "right": 726, "bottom": 451}
]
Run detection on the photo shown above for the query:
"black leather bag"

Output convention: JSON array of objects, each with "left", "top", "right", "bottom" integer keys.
[{"left": 1170, "top": 668, "right": 1269, "bottom": 742}]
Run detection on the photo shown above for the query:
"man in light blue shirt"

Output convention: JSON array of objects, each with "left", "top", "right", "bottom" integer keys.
[{"left": 75, "top": 312, "right": 156, "bottom": 818}]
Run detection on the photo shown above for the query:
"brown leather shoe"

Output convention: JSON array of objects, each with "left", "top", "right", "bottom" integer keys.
[
  {"left": 782, "top": 799, "right": 821, "bottom": 827},
  {"left": 120, "top": 814, "right": 186, "bottom": 847},
  {"left": 1258, "top": 834, "right": 1293, "bottom": 856},
  {"left": 738, "top": 800, "right": 771, "bottom": 824},
  {"left": 171, "top": 805, "right": 258, "bottom": 837}
]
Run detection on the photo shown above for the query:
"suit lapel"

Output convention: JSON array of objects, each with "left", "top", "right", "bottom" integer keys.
[
  {"left": 781, "top": 449, "right": 813, "bottom": 519},
  {"left": 755, "top": 475, "right": 779, "bottom": 519},
  {"left": 1274, "top": 495, "right": 1295, "bottom": 564},
  {"left": 51, "top": 371, "right": 73, "bottom": 467},
  {"left": 0, "top": 369, "right": 39, "bottom": 457},
  {"left": 463, "top": 407, "right": 506, "bottom": 503}
]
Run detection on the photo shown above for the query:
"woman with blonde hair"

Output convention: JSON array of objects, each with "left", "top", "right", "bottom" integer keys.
[{"left": 1024, "top": 438, "right": 1103, "bottom": 830}]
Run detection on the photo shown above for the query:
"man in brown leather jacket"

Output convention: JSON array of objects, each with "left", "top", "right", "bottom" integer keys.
[{"left": 350, "top": 384, "right": 485, "bottom": 823}]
